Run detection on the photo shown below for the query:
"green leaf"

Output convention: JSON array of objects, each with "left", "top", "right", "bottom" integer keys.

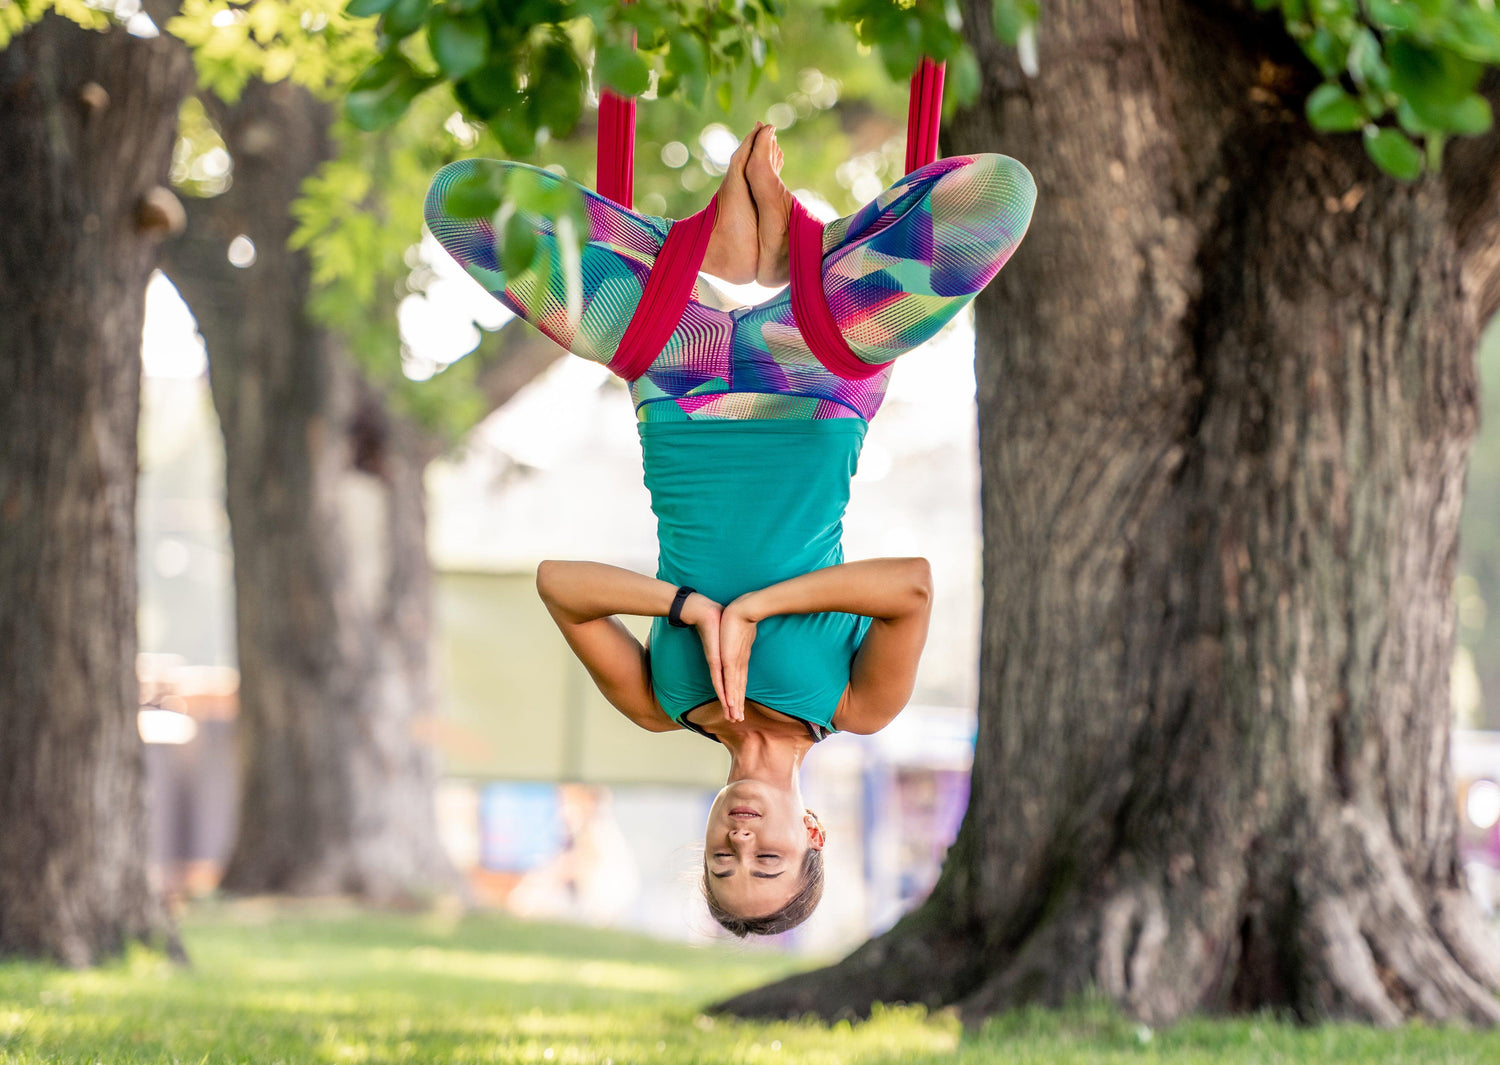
[
  {"left": 1448, "top": 10, "right": 1500, "bottom": 65},
  {"left": 1448, "top": 94, "right": 1494, "bottom": 136},
  {"left": 1366, "top": 0, "right": 1418, "bottom": 31},
  {"left": 493, "top": 102, "right": 538, "bottom": 155},
  {"left": 529, "top": 39, "right": 584, "bottom": 134},
  {"left": 442, "top": 171, "right": 503, "bottom": 219},
  {"left": 947, "top": 44, "right": 981, "bottom": 108},
  {"left": 715, "top": 79, "right": 732, "bottom": 113},
  {"left": 383, "top": 0, "right": 428, "bottom": 41},
  {"left": 1302, "top": 27, "right": 1346, "bottom": 79},
  {"left": 595, "top": 42, "right": 651, "bottom": 96},
  {"left": 349, "top": 54, "right": 401, "bottom": 93},
  {"left": 429, "top": 11, "right": 489, "bottom": 80},
  {"left": 1395, "top": 97, "right": 1434, "bottom": 135},
  {"left": 346, "top": 60, "right": 430, "bottom": 130},
  {"left": 345, "top": 0, "right": 398, "bottom": 18},
  {"left": 1346, "top": 27, "right": 1389, "bottom": 92},
  {"left": 667, "top": 29, "right": 707, "bottom": 95},
  {"left": 1311, "top": 0, "right": 1356, "bottom": 23},
  {"left": 1306, "top": 83, "right": 1365, "bottom": 131},
  {"left": 1363, "top": 125, "right": 1424, "bottom": 180},
  {"left": 501, "top": 210, "right": 537, "bottom": 276},
  {"left": 1388, "top": 39, "right": 1483, "bottom": 127},
  {"left": 454, "top": 64, "right": 517, "bottom": 118},
  {"left": 992, "top": 0, "right": 1031, "bottom": 44}
]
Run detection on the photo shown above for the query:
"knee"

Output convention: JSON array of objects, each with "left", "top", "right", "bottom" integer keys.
[{"left": 931, "top": 153, "right": 1037, "bottom": 236}]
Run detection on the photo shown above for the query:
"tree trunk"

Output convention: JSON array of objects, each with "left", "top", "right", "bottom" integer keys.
[
  {"left": 0, "top": 15, "right": 192, "bottom": 963},
  {"left": 158, "top": 79, "right": 453, "bottom": 900},
  {"left": 161, "top": 80, "right": 563, "bottom": 901},
  {"left": 717, "top": 0, "right": 1500, "bottom": 1027}
]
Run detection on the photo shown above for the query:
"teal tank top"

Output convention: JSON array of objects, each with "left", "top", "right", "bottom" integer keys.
[{"left": 640, "top": 418, "right": 873, "bottom": 732}]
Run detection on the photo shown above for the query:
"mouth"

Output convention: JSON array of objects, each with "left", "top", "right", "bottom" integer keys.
[{"left": 729, "top": 807, "right": 761, "bottom": 819}]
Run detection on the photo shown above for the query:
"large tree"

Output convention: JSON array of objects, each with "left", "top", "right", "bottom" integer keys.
[
  {"left": 0, "top": 13, "right": 193, "bottom": 963},
  {"left": 717, "top": 0, "right": 1500, "bottom": 1027},
  {"left": 159, "top": 77, "right": 564, "bottom": 898}
]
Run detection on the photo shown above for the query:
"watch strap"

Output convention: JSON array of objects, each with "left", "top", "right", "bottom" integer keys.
[{"left": 667, "top": 585, "right": 696, "bottom": 628}]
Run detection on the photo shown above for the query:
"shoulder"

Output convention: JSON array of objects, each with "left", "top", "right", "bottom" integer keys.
[{"left": 829, "top": 683, "right": 907, "bottom": 735}]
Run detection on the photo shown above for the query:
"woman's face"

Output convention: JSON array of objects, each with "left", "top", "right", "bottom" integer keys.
[{"left": 703, "top": 779, "right": 825, "bottom": 918}]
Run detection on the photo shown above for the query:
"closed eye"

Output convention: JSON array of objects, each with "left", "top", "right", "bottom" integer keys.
[{"left": 711, "top": 870, "right": 783, "bottom": 879}]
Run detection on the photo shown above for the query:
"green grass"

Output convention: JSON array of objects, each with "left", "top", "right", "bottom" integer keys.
[{"left": 0, "top": 902, "right": 1498, "bottom": 1063}]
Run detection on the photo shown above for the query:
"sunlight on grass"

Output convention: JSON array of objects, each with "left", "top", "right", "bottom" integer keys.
[{"left": 0, "top": 904, "right": 1496, "bottom": 1063}]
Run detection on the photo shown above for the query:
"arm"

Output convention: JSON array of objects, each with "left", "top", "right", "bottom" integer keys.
[
  {"left": 535, "top": 560, "right": 726, "bottom": 733},
  {"left": 719, "top": 557, "right": 933, "bottom": 732}
]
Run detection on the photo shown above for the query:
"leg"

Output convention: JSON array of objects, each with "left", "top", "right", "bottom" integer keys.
[
  {"left": 819, "top": 153, "right": 1038, "bottom": 366},
  {"left": 426, "top": 130, "right": 765, "bottom": 368},
  {"left": 425, "top": 158, "right": 672, "bottom": 367}
]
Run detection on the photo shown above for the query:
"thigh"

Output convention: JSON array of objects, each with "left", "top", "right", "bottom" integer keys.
[
  {"left": 425, "top": 158, "right": 674, "bottom": 366},
  {"left": 820, "top": 152, "right": 1038, "bottom": 366}
]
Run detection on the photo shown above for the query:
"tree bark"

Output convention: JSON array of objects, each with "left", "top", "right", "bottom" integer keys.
[
  {"left": 717, "top": 0, "right": 1500, "bottom": 1027},
  {"left": 0, "top": 15, "right": 192, "bottom": 963},
  {"left": 161, "top": 80, "right": 562, "bottom": 901}
]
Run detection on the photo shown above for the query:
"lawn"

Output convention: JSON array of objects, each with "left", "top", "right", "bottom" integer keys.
[{"left": 1, "top": 902, "right": 1498, "bottom": 1063}]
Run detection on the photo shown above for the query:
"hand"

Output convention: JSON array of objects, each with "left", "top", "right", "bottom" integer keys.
[
  {"left": 679, "top": 593, "right": 728, "bottom": 714},
  {"left": 719, "top": 599, "right": 760, "bottom": 722}
]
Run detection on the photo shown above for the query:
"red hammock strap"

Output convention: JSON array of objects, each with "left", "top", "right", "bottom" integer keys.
[
  {"left": 787, "top": 197, "right": 893, "bottom": 381},
  {"left": 607, "top": 192, "right": 719, "bottom": 381},
  {"left": 904, "top": 56, "right": 946, "bottom": 175},
  {"left": 597, "top": 90, "right": 636, "bottom": 208},
  {"left": 596, "top": 1, "right": 638, "bottom": 207}
]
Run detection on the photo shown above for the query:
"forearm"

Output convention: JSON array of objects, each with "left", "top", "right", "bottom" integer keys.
[
  {"left": 535, "top": 560, "right": 683, "bottom": 624},
  {"left": 734, "top": 557, "right": 933, "bottom": 622}
]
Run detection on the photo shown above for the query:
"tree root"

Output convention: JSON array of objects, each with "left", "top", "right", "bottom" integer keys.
[{"left": 714, "top": 811, "right": 1500, "bottom": 1030}]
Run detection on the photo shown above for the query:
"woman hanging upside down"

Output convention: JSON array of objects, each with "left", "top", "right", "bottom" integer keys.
[{"left": 425, "top": 121, "right": 1036, "bottom": 936}]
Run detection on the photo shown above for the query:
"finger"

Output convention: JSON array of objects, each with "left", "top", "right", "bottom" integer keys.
[
  {"left": 730, "top": 654, "right": 747, "bottom": 721},
  {"left": 704, "top": 632, "right": 728, "bottom": 711},
  {"left": 723, "top": 647, "right": 741, "bottom": 718},
  {"left": 710, "top": 655, "right": 728, "bottom": 715}
]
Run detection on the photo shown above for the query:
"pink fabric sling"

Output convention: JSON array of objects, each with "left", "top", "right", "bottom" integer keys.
[{"left": 597, "top": 48, "right": 945, "bottom": 383}]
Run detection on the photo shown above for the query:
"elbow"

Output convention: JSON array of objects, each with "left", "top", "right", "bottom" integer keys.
[
  {"left": 535, "top": 559, "right": 563, "bottom": 606},
  {"left": 904, "top": 557, "right": 933, "bottom": 613}
]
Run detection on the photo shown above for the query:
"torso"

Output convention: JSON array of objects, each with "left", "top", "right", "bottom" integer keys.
[{"left": 640, "top": 417, "right": 873, "bottom": 732}]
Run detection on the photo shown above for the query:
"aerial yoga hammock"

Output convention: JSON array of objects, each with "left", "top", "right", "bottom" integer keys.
[{"left": 425, "top": 52, "right": 1036, "bottom": 936}]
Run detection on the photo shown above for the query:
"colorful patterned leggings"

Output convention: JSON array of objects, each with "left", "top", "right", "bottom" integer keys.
[{"left": 424, "top": 151, "right": 1036, "bottom": 422}]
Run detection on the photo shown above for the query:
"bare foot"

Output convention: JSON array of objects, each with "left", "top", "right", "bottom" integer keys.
[
  {"left": 745, "top": 123, "right": 794, "bottom": 287},
  {"left": 701, "top": 122, "right": 764, "bottom": 285}
]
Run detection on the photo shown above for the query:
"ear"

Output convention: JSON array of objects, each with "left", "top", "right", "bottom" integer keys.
[{"left": 804, "top": 811, "right": 826, "bottom": 850}]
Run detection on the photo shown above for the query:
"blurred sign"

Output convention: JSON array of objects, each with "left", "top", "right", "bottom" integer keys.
[{"left": 479, "top": 782, "right": 565, "bottom": 872}]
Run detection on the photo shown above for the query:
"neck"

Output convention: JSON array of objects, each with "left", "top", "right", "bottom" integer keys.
[{"left": 720, "top": 725, "right": 811, "bottom": 790}]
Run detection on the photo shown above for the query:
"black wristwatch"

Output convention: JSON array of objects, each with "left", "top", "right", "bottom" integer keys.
[{"left": 668, "top": 585, "right": 696, "bottom": 628}]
